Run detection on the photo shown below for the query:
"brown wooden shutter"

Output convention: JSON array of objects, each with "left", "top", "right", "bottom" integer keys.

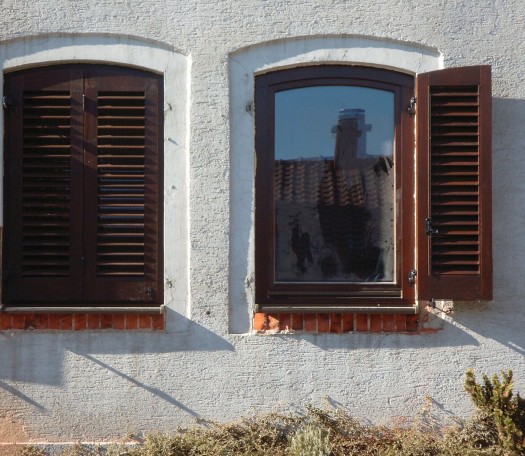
[
  {"left": 417, "top": 66, "right": 492, "bottom": 300},
  {"left": 83, "top": 67, "right": 162, "bottom": 303},
  {"left": 4, "top": 68, "right": 85, "bottom": 302},
  {"left": 4, "top": 65, "right": 162, "bottom": 305}
]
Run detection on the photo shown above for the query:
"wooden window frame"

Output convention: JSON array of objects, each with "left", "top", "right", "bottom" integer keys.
[
  {"left": 3, "top": 64, "right": 163, "bottom": 307},
  {"left": 254, "top": 66, "right": 416, "bottom": 310}
]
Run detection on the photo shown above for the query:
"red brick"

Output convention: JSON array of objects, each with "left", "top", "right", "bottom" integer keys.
[
  {"left": 138, "top": 314, "right": 151, "bottom": 329},
  {"left": 342, "top": 313, "right": 353, "bottom": 332},
  {"left": 87, "top": 313, "right": 101, "bottom": 330},
  {"left": 59, "top": 314, "right": 73, "bottom": 330},
  {"left": 395, "top": 314, "right": 406, "bottom": 332},
  {"left": 291, "top": 313, "right": 304, "bottom": 331},
  {"left": 24, "top": 313, "right": 36, "bottom": 330},
  {"left": 11, "top": 314, "right": 25, "bottom": 329},
  {"left": 48, "top": 314, "right": 62, "bottom": 330},
  {"left": 125, "top": 314, "right": 138, "bottom": 330},
  {"left": 330, "top": 313, "right": 343, "bottom": 333},
  {"left": 304, "top": 313, "right": 317, "bottom": 331},
  {"left": 383, "top": 314, "right": 396, "bottom": 332},
  {"left": 406, "top": 314, "right": 419, "bottom": 332},
  {"left": 370, "top": 314, "right": 382, "bottom": 332},
  {"left": 356, "top": 314, "right": 368, "bottom": 332},
  {"left": 267, "top": 314, "right": 279, "bottom": 330},
  {"left": 74, "top": 314, "right": 87, "bottom": 331},
  {"left": 0, "top": 313, "right": 12, "bottom": 330},
  {"left": 253, "top": 312, "right": 267, "bottom": 330},
  {"left": 317, "top": 313, "right": 330, "bottom": 332},
  {"left": 151, "top": 314, "right": 164, "bottom": 330},
  {"left": 278, "top": 313, "right": 291, "bottom": 330},
  {"left": 101, "top": 314, "right": 113, "bottom": 329},
  {"left": 113, "top": 314, "right": 125, "bottom": 330},
  {"left": 33, "top": 314, "right": 49, "bottom": 330}
]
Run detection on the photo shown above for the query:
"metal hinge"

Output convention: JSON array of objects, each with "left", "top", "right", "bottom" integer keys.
[
  {"left": 82, "top": 94, "right": 85, "bottom": 111},
  {"left": 2, "top": 96, "right": 10, "bottom": 109},
  {"left": 425, "top": 218, "right": 439, "bottom": 236},
  {"left": 408, "top": 96, "right": 416, "bottom": 116}
]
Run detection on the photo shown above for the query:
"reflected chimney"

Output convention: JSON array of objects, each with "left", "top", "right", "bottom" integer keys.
[{"left": 333, "top": 108, "right": 372, "bottom": 169}]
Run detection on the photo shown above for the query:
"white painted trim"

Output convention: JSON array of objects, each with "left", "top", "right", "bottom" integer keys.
[
  {"left": 0, "top": 35, "right": 189, "bottom": 324},
  {"left": 229, "top": 36, "right": 442, "bottom": 333}
]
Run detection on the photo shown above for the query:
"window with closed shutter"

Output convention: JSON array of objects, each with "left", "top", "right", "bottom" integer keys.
[{"left": 3, "top": 65, "right": 163, "bottom": 306}]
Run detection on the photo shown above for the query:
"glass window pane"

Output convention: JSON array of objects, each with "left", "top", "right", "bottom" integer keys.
[{"left": 274, "top": 86, "right": 395, "bottom": 283}]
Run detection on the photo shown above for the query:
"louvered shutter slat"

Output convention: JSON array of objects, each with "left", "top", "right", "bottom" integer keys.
[{"left": 417, "top": 66, "right": 492, "bottom": 301}]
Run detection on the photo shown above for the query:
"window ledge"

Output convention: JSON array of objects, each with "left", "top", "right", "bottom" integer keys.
[
  {"left": 0, "top": 305, "right": 164, "bottom": 314},
  {"left": 257, "top": 305, "right": 418, "bottom": 314}
]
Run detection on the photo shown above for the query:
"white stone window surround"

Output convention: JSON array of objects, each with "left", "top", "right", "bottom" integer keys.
[
  {"left": 0, "top": 35, "right": 189, "bottom": 320},
  {"left": 229, "top": 36, "right": 443, "bottom": 334}
]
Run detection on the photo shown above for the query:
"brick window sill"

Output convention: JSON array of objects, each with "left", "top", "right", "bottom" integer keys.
[
  {"left": 253, "top": 312, "right": 420, "bottom": 333},
  {"left": 0, "top": 312, "right": 164, "bottom": 331}
]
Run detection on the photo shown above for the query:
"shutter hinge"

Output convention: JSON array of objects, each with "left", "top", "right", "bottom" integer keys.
[
  {"left": 2, "top": 96, "right": 10, "bottom": 109},
  {"left": 408, "top": 269, "right": 417, "bottom": 287},
  {"left": 82, "top": 94, "right": 85, "bottom": 111},
  {"left": 425, "top": 218, "right": 439, "bottom": 236},
  {"left": 408, "top": 96, "right": 416, "bottom": 116}
]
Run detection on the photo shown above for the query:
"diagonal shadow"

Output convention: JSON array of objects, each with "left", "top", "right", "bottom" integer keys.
[
  {"left": 0, "top": 379, "right": 47, "bottom": 411},
  {"left": 79, "top": 353, "right": 199, "bottom": 417}
]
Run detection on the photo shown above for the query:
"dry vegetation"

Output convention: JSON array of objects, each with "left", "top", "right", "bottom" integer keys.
[{"left": 11, "top": 370, "right": 525, "bottom": 456}]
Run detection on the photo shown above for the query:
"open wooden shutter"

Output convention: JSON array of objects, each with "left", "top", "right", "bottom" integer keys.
[
  {"left": 417, "top": 66, "right": 492, "bottom": 300},
  {"left": 83, "top": 67, "right": 162, "bottom": 303},
  {"left": 4, "top": 68, "right": 85, "bottom": 302}
]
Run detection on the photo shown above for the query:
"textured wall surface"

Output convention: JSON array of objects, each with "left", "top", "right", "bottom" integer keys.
[{"left": 0, "top": 0, "right": 524, "bottom": 443}]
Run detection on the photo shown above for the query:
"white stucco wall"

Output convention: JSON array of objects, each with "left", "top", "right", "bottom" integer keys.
[{"left": 0, "top": 0, "right": 523, "bottom": 443}]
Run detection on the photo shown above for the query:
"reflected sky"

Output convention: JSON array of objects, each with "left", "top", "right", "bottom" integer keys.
[{"left": 275, "top": 86, "right": 394, "bottom": 160}]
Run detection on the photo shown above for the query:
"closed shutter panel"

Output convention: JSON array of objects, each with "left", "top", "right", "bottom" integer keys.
[
  {"left": 83, "top": 67, "right": 162, "bottom": 303},
  {"left": 4, "top": 65, "right": 162, "bottom": 305},
  {"left": 417, "top": 66, "right": 492, "bottom": 300},
  {"left": 4, "top": 68, "right": 84, "bottom": 302}
]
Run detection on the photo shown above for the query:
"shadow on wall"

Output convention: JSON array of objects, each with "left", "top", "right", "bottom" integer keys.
[{"left": 0, "top": 309, "right": 234, "bottom": 414}]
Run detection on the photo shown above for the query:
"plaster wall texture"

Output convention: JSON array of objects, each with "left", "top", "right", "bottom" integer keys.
[{"left": 0, "top": 0, "right": 523, "bottom": 443}]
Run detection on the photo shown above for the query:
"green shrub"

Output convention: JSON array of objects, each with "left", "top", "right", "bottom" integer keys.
[{"left": 465, "top": 369, "right": 525, "bottom": 454}]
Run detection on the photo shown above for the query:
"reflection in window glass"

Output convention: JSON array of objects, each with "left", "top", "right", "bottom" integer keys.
[{"left": 274, "top": 86, "right": 395, "bottom": 283}]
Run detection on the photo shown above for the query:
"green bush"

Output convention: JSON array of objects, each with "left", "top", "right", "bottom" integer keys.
[{"left": 465, "top": 369, "right": 525, "bottom": 454}]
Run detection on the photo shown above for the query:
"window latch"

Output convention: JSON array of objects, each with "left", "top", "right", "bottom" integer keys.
[
  {"left": 425, "top": 218, "right": 439, "bottom": 236},
  {"left": 408, "top": 269, "right": 417, "bottom": 286},
  {"left": 408, "top": 96, "right": 416, "bottom": 116}
]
